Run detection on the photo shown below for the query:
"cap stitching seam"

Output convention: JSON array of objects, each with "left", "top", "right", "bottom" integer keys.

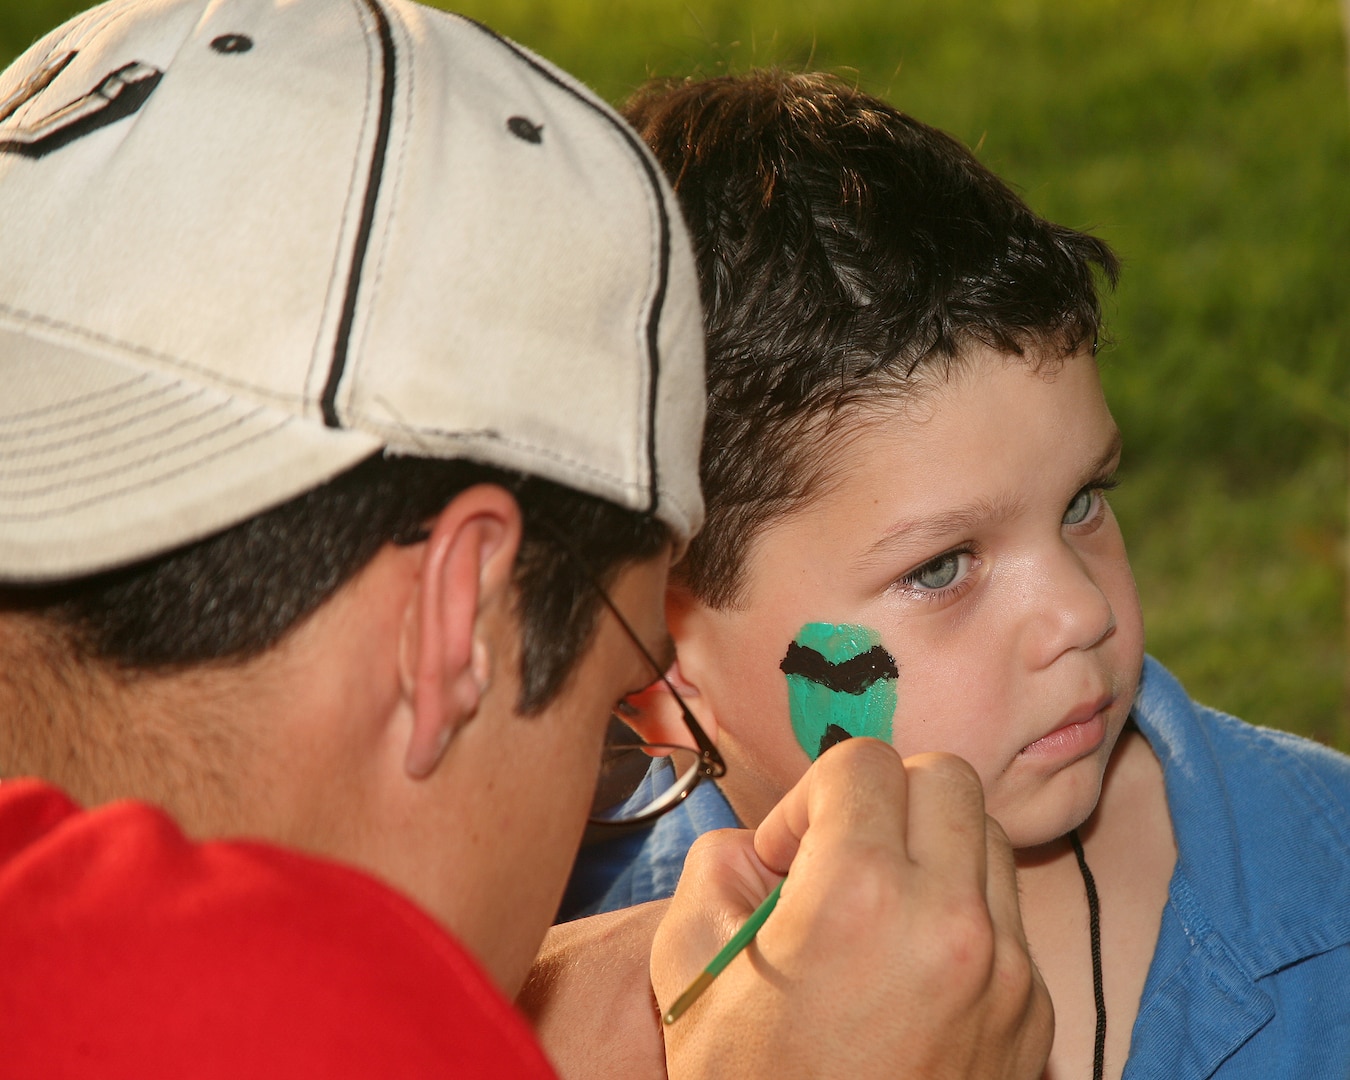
[
  {"left": 0, "top": 303, "right": 308, "bottom": 408},
  {"left": 454, "top": 18, "right": 670, "bottom": 517},
  {"left": 632, "top": 149, "right": 663, "bottom": 514},
  {"left": 319, "top": 0, "right": 397, "bottom": 427},
  {"left": 394, "top": 426, "right": 645, "bottom": 496},
  {"left": 0, "top": 408, "right": 287, "bottom": 508},
  {"left": 0, "top": 372, "right": 153, "bottom": 424},
  {"left": 0, "top": 397, "right": 232, "bottom": 476},
  {"left": 0, "top": 378, "right": 187, "bottom": 437}
]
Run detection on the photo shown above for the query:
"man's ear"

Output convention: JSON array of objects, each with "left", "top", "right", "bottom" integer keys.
[
  {"left": 614, "top": 584, "right": 718, "bottom": 751},
  {"left": 399, "top": 484, "right": 522, "bottom": 779}
]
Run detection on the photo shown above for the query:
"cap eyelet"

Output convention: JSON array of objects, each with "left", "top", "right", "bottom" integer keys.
[
  {"left": 211, "top": 34, "right": 253, "bottom": 55},
  {"left": 507, "top": 116, "right": 543, "bottom": 144}
]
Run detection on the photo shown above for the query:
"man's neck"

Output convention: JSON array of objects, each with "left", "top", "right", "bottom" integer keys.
[{"left": 0, "top": 611, "right": 268, "bottom": 833}]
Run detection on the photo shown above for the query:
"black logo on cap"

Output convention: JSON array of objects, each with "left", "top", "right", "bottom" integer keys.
[{"left": 0, "top": 57, "right": 162, "bottom": 159}]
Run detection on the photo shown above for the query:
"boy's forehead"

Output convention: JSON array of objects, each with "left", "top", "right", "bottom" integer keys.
[
  {"left": 849, "top": 343, "right": 1101, "bottom": 429},
  {"left": 859, "top": 422, "right": 1122, "bottom": 559},
  {"left": 792, "top": 348, "right": 1057, "bottom": 478},
  {"left": 744, "top": 350, "right": 1116, "bottom": 563}
]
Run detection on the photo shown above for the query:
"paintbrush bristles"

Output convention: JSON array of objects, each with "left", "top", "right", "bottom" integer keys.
[{"left": 663, "top": 970, "right": 717, "bottom": 1025}]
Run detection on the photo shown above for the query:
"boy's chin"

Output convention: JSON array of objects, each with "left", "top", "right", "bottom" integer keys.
[
  {"left": 994, "top": 784, "right": 1104, "bottom": 853},
  {"left": 1006, "top": 821, "right": 1094, "bottom": 858}
]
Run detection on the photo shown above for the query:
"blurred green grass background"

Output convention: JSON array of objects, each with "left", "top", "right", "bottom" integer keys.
[{"left": 5, "top": 0, "right": 1347, "bottom": 747}]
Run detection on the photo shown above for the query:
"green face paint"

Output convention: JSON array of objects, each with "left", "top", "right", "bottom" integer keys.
[{"left": 780, "top": 623, "right": 899, "bottom": 760}]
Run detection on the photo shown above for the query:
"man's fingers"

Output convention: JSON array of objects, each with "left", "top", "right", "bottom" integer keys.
[
  {"left": 980, "top": 814, "right": 1028, "bottom": 946},
  {"left": 659, "top": 741, "right": 1057, "bottom": 1080},
  {"left": 754, "top": 737, "right": 910, "bottom": 874},
  {"left": 898, "top": 751, "right": 989, "bottom": 875},
  {"left": 652, "top": 827, "right": 782, "bottom": 1000}
]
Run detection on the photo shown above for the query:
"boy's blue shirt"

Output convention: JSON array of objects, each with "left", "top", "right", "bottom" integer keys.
[
  {"left": 1125, "top": 657, "right": 1350, "bottom": 1076},
  {"left": 561, "top": 656, "right": 1350, "bottom": 1077}
]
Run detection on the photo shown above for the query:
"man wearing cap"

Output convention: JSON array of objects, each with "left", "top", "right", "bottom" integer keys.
[{"left": 0, "top": 1, "right": 1050, "bottom": 1076}]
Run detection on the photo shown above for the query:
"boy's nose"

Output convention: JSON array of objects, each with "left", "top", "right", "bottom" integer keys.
[{"left": 1019, "top": 544, "right": 1116, "bottom": 669}]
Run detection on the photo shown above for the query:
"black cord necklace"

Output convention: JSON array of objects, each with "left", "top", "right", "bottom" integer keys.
[{"left": 1069, "top": 830, "right": 1106, "bottom": 1080}]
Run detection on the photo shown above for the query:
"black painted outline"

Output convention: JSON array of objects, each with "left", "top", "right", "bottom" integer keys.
[
  {"left": 779, "top": 641, "right": 899, "bottom": 695},
  {"left": 817, "top": 723, "right": 853, "bottom": 757}
]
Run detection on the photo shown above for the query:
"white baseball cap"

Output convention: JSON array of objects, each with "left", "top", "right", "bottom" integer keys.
[{"left": 0, "top": 0, "right": 705, "bottom": 583}]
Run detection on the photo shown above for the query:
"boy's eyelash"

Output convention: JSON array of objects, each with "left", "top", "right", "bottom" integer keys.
[
  {"left": 893, "top": 474, "right": 1122, "bottom": 599},
  {"left": 895, "top": 546, "right": 980, "bottom": 598},
  {"left": 896, "top": 475, "right": 1121, "bottom": 594},
  {"left": 1073, "top": 475, "right": 1121, "bottom": 516}
]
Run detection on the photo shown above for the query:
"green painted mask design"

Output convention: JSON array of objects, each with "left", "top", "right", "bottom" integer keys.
[{"left": 780, "top": 623, "right": 899, "bottom": 760}]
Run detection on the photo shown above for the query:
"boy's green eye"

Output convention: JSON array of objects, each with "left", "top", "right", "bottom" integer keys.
[{"left": 1063, "top": 488, "right": 1095, "bottom": 526}]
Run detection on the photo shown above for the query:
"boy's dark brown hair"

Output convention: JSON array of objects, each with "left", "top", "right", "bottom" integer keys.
[{"left": 622, "top": 70, "right": 1119, "bottom": 608}]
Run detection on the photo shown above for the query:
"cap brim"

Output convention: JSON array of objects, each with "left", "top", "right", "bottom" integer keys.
[{"left": 0, "top": 330, "right": 381, "bottom": 583}]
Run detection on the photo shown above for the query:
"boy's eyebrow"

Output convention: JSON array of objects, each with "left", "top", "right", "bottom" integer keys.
[
  {"left": 1095, "top": 427, "right": 1124, "bottom": 471},
  {"left": 1088, "top": 428, "right": 1125, "bottom": 479},
  {"left": 859, "top": 494, "right": 1024, "bottom": 567},
  {"left": 855, "top": 428, "right": 1124, "bottom": 569}
]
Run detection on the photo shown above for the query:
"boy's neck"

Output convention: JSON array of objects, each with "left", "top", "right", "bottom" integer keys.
[{"left": 1016, "top": 726, "right": 1175, "bottom": 1080}]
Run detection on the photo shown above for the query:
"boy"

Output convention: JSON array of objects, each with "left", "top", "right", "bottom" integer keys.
[
  {"left": 0, "top": 8, "right": 1050, "bottom": 1077},
  {"left": 563, "top": 71, "right": 1350, "bottom": 1079}
]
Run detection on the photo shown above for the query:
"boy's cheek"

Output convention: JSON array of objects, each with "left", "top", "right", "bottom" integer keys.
[
  {"left": 780, "top": 622, "right": 899, "bottom": 761},
  {"left": 711, "top": 621, "right": 906, "bottom": 826},
  {"left": 714, "top": 726, "right": 815, "bottom": 828},
  {"left": 710, "top": 661, "right": 818, "bottom": 827}
]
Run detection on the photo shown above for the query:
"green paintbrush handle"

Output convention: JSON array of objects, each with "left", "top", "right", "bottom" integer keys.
[{"left": 662, "top": 877, "right": 785, "bottom": 1025}]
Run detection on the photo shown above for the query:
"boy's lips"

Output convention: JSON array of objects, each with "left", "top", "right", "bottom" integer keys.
[{"left": 1018, "top": 694, "right": 1115, "bottom": 760}]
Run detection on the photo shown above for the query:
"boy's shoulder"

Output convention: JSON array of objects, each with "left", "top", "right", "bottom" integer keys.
[
  {"left": 1136, "top": 654, "right": 1350, "bottom": 810},
  {"left": 1134, "top": 656, "right": 1350, "bottom": 976}
]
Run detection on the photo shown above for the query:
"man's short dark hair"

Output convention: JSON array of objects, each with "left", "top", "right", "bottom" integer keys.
[
  {"left": 622, "top": 70, "right": 1119, "bottom": 607},
  {"left": 5, "top": 454, "right": 668, "bottom": 713}
]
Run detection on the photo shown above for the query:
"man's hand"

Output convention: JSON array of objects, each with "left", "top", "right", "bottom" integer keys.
[{"left": 652, "top": 739, "right": 1052, "bottom": 1080}]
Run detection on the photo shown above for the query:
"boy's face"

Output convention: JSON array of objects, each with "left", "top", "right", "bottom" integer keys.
[{"left": 673, "top": 348, "right": 1144, "bottom": 848}]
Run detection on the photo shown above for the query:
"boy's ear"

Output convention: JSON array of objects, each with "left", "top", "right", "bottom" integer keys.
[
  {"left": 397, "top": 484, "right": 522, "bottom": 779},
  {"left": 613, "top": 654, "right": 716, "bottom": 751},
  {"left": 615, "top": 583, "right": 719, "bottom": 750}
]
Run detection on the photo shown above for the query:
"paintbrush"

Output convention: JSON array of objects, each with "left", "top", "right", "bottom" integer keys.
[
  {"left": 662, "top": 876, "right": 785, "bottom": 1025},
  {"left": 662, "top": 712, "right": 859, "bottom": 1024}
]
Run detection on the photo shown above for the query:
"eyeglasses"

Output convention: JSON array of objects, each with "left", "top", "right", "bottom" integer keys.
[
  {"left": 580, "top": 567, "right": 726, "bottom": 828},
  {"left": 395, "top": 511, "right": 726, "bottom": 828},
  {"left": 533, "top": 520, "right": 726, "bottom": 828}
]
